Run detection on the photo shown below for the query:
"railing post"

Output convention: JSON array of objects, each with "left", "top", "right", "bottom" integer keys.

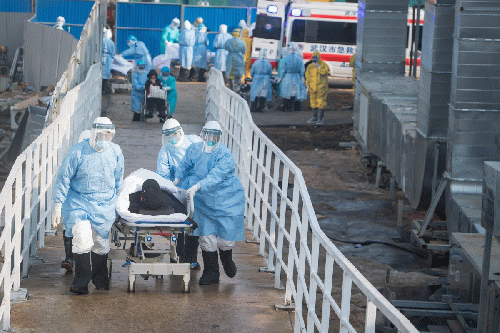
[
  {"left": 3, "top": 186, "right": 13, "bottom": 331},
  {"left": 22, "top": 149, "right": 32, "bottom": 278}
]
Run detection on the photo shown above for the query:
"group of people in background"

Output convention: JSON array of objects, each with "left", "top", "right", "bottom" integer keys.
[{"left": 101, "top": 16, "right": 330, "bottom": 126}]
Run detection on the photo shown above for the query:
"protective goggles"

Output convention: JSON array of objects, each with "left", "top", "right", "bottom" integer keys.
[
  {"left": 201, "top": 129, "right": 222, "bottom": 143},
  {"left": 162, "top": 72, "right": 170, "bottom": 77},
  {"left": 137, "top": 66, "right": 145, "bottom": 71},
  {"left": 162, "top": 126, "right": 181, "bottom": 136}
]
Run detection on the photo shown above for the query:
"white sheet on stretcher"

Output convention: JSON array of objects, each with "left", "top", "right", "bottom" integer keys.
[
  {"left": 116, "top": 168, "right": 188, "bottom": 223},
  {"left": 111, "top": 54, "right": 134, "bottom": 75}
]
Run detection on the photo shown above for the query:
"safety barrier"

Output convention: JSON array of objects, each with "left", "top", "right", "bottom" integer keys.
[
  {"left": 0, "top": 0, "right": 105, "bottom": 330},
  {"left": 206, "top": 68, "right": 419, "bottom": 333}
]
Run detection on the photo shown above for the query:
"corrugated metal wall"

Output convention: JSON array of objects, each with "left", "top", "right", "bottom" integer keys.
[
  {"left": 0, "top": 0, "right": 32, "bottom": 13},
  {"left": 0, "top": 12, "right": 33, "bottom": 65},
  {"left": 24, "top": 20, "right": 78, "bottom": 91},
  {"left": 116, "top": 2, "right": 182, "bottom": 56},
  {"left": 116, "top": 3, "right": 250, "bottom": 57},
  {"left": 36, "top": 0, "right": 95, "bottom": 39}
]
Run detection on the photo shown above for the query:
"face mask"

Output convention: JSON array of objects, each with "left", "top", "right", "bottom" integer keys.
[
  {"left": 312, "top": 57, "right": 318, "bottom": 63},
  {"left": 206, "top": 140, "right": 216, "bottom": 147},
  {"left": 95, "top": 140, "right": 110, "bottom": 151},
  {"left": 170, "top": 138, "right": 178, "bottom": 145}
]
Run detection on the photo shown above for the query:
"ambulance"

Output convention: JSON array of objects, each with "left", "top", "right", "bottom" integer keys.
[{"left": 251, "top": 0, "right": 424, "bottom": 78}]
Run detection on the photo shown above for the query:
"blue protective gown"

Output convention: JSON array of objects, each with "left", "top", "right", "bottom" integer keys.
[
  {"left": 179, "top": 28, "right": 195, "bottom": 68},
  {"left": 249, "top": 58, "right": 272, "bottom": 102},
  {"left": 122, "top": 41, "right": 152, "bottom": 71},
  {"left": 279, "top": 53, "right": 307, "bottom": 100},
  {"left": 102, "top": 37, "right": 115, "bottom": 80},
  {"left": 161, "top": 26, "right": 180, "bottom": 54},
  {"left": 131, "top": 70, "right": 148, "bottom": 113},
  {"left": 193, "top": 29, "right": 209, "bottom": 69},
  {"left": 160, "top": 75, "right": 177, "bottom": 115},
  {"left": 53, "top": 139, "right": 124, "bottom": 239},
  {"left": 223, "top": 37, "right": 246, "bottom": 79},
  {"left": 156, "top": 134, "right": 203, "bottom": 190},
  {"left": 213, "top": 32, "right": 232, "bottom": 72},
  {"left": 175, "top": 142, "right": 245, "bottom": 241}
]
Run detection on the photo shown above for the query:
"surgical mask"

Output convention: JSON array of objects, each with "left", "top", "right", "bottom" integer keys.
[
  {"left": 312, "top": 57, "right": 318, "bottom": 63},
  {"left": 206, "top": 140, "right": 216, "bottom": 147},
  {"left": 95, "top": 139, "right": 110, "bottom": 151}
]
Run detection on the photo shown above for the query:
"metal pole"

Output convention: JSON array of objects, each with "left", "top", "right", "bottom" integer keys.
[
  {"left": 431, "top": 142, "right": 440, "bottom": 201},
  {"left": 408, "top": 6, "right": 416, "bottom": 77},
  {"left": 413, "top": 0, "right": 422, "bottom": 77},
  {"left": 180, "top": 5, "right": 185, "bottom": 29},
  {"left": 478, "top": 231, "right": 493, "bottom": 332}
]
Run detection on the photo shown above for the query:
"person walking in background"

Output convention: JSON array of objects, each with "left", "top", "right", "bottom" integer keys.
[
  {"left": 178, "top": 21, "right": 196, "bottom": 82},
  {"left": 306, "top": 51, "right": 330, "bottom": 125},
  {"left": 224, "top": 29, "right": 246, "bottom": 91},
  {"left": 241, "top": 28, "right": 253, "bottom": 83},
  {"left": 249, "top": 49, "right": 272, "bottom": 113},
  {"left": 193, "top": 26, "right": 209, "bottom": 82},
  {"left": 159, "top": 66, "right": 178, "bottom": 117},
  {"left": 161, "top": 18, "right": 180, "bottom": 55},
  {"left": 279, "top": 42, "right": 307, "bottom": 112},
  {"left": 213, "top": 24, "right": 232, "bottom": 77}
]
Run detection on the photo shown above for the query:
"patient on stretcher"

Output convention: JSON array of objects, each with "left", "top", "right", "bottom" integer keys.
[{"left": 129, "top": 179, "right": 186, "bottom": 216}]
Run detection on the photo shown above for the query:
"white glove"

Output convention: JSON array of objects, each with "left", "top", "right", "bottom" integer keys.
[
  {"left": 52, "top": 202, "right": 62, "bottom": 229},
  {"left": 301, "top": 77, "right": 305, "bottom": 83},
  {"left": 276, "top": 78, "right": 281, "bottom": 84},
  {"left": 164, "top": 87, "right": 171, "bottom": 91},
  {"left": 186, "top": 183, "right": 201, "bottom": 198},
  {"left": 173, "top": 178, "right": 180, "bottom": 186}
]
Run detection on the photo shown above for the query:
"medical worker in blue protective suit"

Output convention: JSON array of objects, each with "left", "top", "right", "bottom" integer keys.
[
  {"left": 159, "top": 66, "right": 177, "bottom": 116},
  {"left": 178, "top": 21, "right": 196, "bottom": 82},
  {"left": 224, "top": 29, "right": 246, "bottom": 91},
  {"left": 213, "top": 24, "right": 232, "bottom": 75},
  {"left": 52, "top": 117, "right": 124, "bottom": 294},
  {"left": 161, "top": 18, "right": 180, "bottom": 55},
  {"left": 173, "top": 121, "right": 245, "bottom": 285},
  {"left": 249, "top": 49, "right": 272, "bottom": 113},
  {"left": 278, "top": 42, "right": 307, "bottom": 112},
  {"left": 193, "top": 26, "right": 209, "bottom": 82},
  {"left": 157, "top": 119, "right": 203, "bottom": 269},
  {"left": 131, "top": 60, "right": 148, "bottom": 121},
  {"left": 121, "top": 35, "right": 152, "bottom": 72},
  {"left": 102, "top": 28, "right": 115, "bottom": 95}
]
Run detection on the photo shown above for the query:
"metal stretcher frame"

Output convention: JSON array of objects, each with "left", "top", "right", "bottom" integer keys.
[{"left": 109, "top": 193, "right": 195, "bottom": 293}]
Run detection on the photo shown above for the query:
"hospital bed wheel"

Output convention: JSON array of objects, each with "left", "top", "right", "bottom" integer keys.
[{"left": 127, "top": 277, "right": 136, "bottom": 293}]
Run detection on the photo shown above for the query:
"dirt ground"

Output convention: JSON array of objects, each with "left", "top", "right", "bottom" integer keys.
[{"left": 260, "top": 87, "right": 447, "bottom": 330}]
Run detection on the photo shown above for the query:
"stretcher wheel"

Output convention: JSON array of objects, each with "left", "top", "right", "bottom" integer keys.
[{"left": 127, "top": 276, "right": 136, "bottom": 293}]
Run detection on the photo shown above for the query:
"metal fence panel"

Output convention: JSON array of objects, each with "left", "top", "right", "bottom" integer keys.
[
  {"left": 206, "top": 67, "right": 420, "bottom": 333},
  {"left": 0, "top": 0, "right": 32, "bottom": 12},
  {"left": 0, "top": 12, "right": 32, "bottom": 65}
]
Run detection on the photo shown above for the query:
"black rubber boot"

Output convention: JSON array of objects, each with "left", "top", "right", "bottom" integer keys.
[
  {"left": 61, "top": 230, "right": 73, "bottom": 273},
  {"left": 283, "top": 98, "right": 291, "bottom": 112},
  {"left": 307, "top": 109, "right": 318, "bottom": 124},
  {"left": 132, "top": 112, "right": 141, "bottom": 121},
  {"left": 294, "top": 99, "right": 301, "bottom": 112},
  {"left": 188, "top": 68, "right": 196, "bottom": 81},
  {"left": 257, "top": 97, "right": 266, "bottom": 112},
  {"left": 185, "top": 235, "right": 200, "bottom": 269},
  {"left": 219, "top": 249, "right": 237, "bottom": 278},
  {"left": 91, "top": 252, "right": 109, "bottom": 290},
  {"left": 250, "top": 99, "right": 258, "bottom": 112},
  {"left": 199, "top": 250, "right": 220, "bottom": 285},
  {"left": 70, "top": 252, "right": 91, "bottom": 294},
  {"left": 197, "top": 68, "right": 206, "bottom": 82}
]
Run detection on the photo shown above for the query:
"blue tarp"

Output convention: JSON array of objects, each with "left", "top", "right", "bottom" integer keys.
[
  {"left": 116, "top": 3, "right": 250, "bottom": 58},
  {"left": 0, "top": 0, "right": 31, "bottom": 12},
  {"left": 36, "top": 0, "right": 94, "bottom": 39}
]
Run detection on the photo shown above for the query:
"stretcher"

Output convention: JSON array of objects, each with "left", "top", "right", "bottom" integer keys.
[{"left": 110, "top": 168, "right": 195, "bottom": 293}]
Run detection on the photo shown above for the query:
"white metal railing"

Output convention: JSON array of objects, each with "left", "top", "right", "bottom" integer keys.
[
  {"left": 206, "top": 68, "right": 419, "bottom": 333},
  {"left": 0, "top": 1, "right": 105, "bottom": 330}
]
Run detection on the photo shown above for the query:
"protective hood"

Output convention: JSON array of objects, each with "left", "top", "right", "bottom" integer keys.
[
  {"left": 162, "top": 118, "right": 185, "bottom": 147},
  {"left": 219, "top": 24, "right": 227, "bottom": 34},
  {"left": 171, "top": 18, "right": 180, "bottom": 28},
  {"left": 89, "top": 117, "right": 115, "bottom": 152},
  {"left": 184, "top": 21, "right": 192, "bottom": 30},
  {"left": 242, "top": 29, "right": 249, "bottom": 38},
  {"left": 312, "top": 51, "right": 324, "bottom": 65}
]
